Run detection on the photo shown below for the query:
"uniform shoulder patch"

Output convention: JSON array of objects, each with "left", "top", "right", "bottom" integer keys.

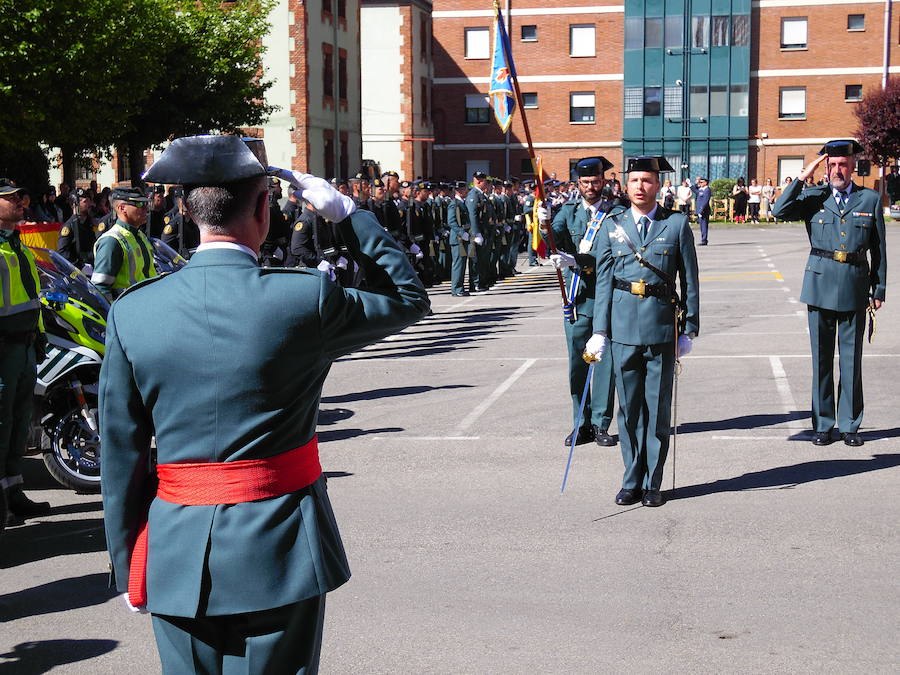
[
  {"left": 164, "top": 216, "right": 170, "bottom": 224},
  {"left": 163, "top": 224, "right": 174, "bottom": 235},
  {"left": 294, "top": 222, "right": 303, "bottom": 231},
  {"left": 115, "top": 273, "right": 169, "bottom": 301},
  {"left": 97, "top": 223, "right": 106, "bottom": 232},
  {"left": 60, "top": 226, "right": 70, "bottom": 236}
]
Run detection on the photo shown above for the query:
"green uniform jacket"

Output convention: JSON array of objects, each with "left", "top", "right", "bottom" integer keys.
[
  {"left": 595, "top": 206, "right": 700, "bottom": 346},
  {"left": 548, "top": 200, "right": 602, "bottom": 303},
  {"left": 772, "top": 180, "right": 886, "bottom": 311},
  {"left": 100, "top": 209, "right": 430, "bottom": 618},
  {"left": 447, "top": 197, "right": 469, "bottom": 245},
  {"left": 465, "top": 187, "right": 491, "bottom": 237}
]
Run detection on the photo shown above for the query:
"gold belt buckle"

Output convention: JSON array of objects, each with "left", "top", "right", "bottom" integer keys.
[
  {"left": 833, "top": 250, "right": 848, "bottom": 263},
  {"left": 630, "top": 280, "right": 647, "bottom": 297}
]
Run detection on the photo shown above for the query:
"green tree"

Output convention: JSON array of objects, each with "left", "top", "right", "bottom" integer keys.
[
  {"left": 710, "top": 178, "right": 736, "bottom": 201},
  {"left": 118, "top": 0, "right": 276, "bottom": 184}
]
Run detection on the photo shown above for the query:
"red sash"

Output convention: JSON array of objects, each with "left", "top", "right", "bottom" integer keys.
[{"left": 127, "top": 437, "right": 321, "bottom": 607}]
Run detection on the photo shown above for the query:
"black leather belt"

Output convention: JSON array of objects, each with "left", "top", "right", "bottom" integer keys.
[
  {"left": 613, "top": 277, "right": 671, "bottom": 299},
  {"left": 810, "top": 247, "right": 865, "bottom": 265},
  {"left": 0, "top": 330, "right": 38, "bottom": 345}
]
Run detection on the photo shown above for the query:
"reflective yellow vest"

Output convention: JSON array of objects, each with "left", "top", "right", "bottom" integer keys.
[
  {"left": 0, "top": 234, "right": 41, "bottom": 317},
  {"left": 94, "top": 223, "right": 157, "bottom": 290}
]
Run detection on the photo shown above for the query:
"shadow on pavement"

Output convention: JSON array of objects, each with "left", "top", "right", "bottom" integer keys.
[
  {"left": 322, "top": 385, "right": 473, "bottom": 404},
  {"left": 324, "top": 471, "right": 354, "bottom": 479},
  {"left": 319, "top": 427, "right": 403, "bottom": 442},
  {"left": 0, "top": 518, "right": 106, "bottom": 569},
  {"left": 48, "top": 501, "right": 103, "bottom": 517},
  {"left": 670, "top": 453, "right": 900, "bottom": 501},
  {"left": 678, "top": 411, "right": 810, "bottom": 434},
  {"left": 0, "top": 639, "right": 118, "bottom": 674},
  {"left": 317, "top": 407, "right": 354, "bottom": 425},
  {"left": 0, "top": 573, "right": 116, "bottom": 622}
]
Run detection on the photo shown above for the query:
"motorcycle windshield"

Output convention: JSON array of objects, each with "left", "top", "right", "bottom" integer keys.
[
  {"left": 150, "top": 237, "right": 188, "bottom": 273},
  {"left": 32, "top": 248, "right": 111, "bottom": 316}
]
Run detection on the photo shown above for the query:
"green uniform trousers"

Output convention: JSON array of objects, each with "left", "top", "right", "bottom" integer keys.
[
  {"left": 611, "top": 341, "right": 675, "bottom": 491},
  {"left": 450, "top": 242, "right": 478, "bottom": 294},
  {"left": 808, "top": 306, "right": 865, "bottom": 433},
  {"left": 0, "top": 342, "right": 37, "bottom": 483},
  {"left": 152, "top": 594, "right": 325, "bottom": 675},
  {"left": 563, "top": 300, "right": 615, "bottom": 432}
]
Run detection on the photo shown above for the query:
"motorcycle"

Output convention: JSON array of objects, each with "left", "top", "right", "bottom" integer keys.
[
  {"left": 28, "top": 249, "right": 108, "bottom": 493},
  {"left": 150, "top": 237, "right": 188, "bottom": 273}
]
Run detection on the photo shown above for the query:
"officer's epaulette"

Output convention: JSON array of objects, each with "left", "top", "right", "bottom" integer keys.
[{"left": 115, "top": 272, "right": 170, "bottom": 301}]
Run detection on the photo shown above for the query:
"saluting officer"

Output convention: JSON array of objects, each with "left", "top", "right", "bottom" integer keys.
[
  {"left": 772, "top": 140, "right": 886, "bottom": 447},
  {"left": 90, "top": 187, "right": 157, "bottom": 299},
  {"left": 1, "top": 179, "right": 51, "bottom": 527},
  {"left": 465, "top": 171, "right": 491, "bottom": 291},
  {"left": 584, "top": 157, "right": 700, "bottom": 508},
  {"left": 57, "top": 187, "right": 97, "bottom": 268},
  {"left": 539, "top": 157, "right": 618, "bottom": 448}
]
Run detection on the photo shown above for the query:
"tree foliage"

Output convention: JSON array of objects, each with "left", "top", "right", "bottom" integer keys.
[
  {"left": 710, "top": 178, "right": 736, "bottom": 201},
  {"left": 854, "top": 79, "right": 900, "bottom": 166}
]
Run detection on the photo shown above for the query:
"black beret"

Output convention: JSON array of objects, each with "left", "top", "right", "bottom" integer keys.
[
  {"left": 110, "top": 186, "right": 148, "bottom": 203},
  {"left": 819, "top": 139, "right": 864, "bottom": 157},
  {"left": 143, "top": 135, "right": 267, "bottom": 186},
  {"left": 626, "top": 156, "right": 674, "bottom": 174}
]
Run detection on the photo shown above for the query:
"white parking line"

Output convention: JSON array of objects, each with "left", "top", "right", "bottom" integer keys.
[
  {"left": 769, "top": 356, "right": 804, "bottom": 431},
  {"left": 457, "top": 359, "right": 536, "bottom": 431}
]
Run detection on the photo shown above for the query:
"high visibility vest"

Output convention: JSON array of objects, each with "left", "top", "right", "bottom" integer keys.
[
  {"left": 0, "top": 236, "right": 41, "bottom": 317},
  {"left": 94, "top": 224, "right": 157, "bottom": 290}
]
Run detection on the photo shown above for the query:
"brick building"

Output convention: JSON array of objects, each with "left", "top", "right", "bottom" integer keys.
[{"left": 431, "top": 0, "right": 899, "bottom": 189}]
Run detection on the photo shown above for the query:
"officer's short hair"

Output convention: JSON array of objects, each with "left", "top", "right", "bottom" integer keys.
[{"left": 185, "top": 176, "right": 267, "bottom": 233}]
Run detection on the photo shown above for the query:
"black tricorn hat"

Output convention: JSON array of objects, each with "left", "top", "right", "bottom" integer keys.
[
  {"left": 454, "top": 181, "right": 468, "bottom": 190},
  {"left": 626, "top": 156, "right": 675, "bottom": 174},
  {"left": 143, "top": 135, "right": 267, "bottom": 186},
  {"left": 575, "top": 156, "right": 614, "bottom": 177},
  {"left": 818, "top": 139, "right": 864, "bottom": 157},
  {"left": 372, "top": 178, "right": 385, "bottom": 188},
  {"left": 472, "top": 170, "right": 488, "bottom": 179},
  {"left": 110, "top": 186, "right": 148, "bottom": 204}
]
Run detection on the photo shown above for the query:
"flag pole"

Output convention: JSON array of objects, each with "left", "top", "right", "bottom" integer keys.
[{"left": 492, "top": 0, "right": 569, "bottom": 311}]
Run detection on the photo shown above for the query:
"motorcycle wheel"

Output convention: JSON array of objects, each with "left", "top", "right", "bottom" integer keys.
[{"left": 43, "top": 407, "right": 102, "bottom": 493}]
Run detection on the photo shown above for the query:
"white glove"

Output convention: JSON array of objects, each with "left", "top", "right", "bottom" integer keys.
[
  {"left": 504, "top": 225, "right": 511, "bottom": 233},
  {"left": 81, "top": 263, "right": 94, "bottom": 277},
  {"left": 584, "top": 333, "right": 610, "bottom": 360},
  {"left": 514, "top": 214, "right": 523, "bottom": 222},
  {"left": 549, "top": 251, "right": 576, "bottom": 269},
  {"left": 578, "top": 237, "right": 593, "bottom": 254},
  {"left": 336, "top": 256, "right": 349, "bottom": 270},
  {"left": 461, "top": 231, "right": 470, "bottom": 242},
  {"left": 122, "top": 593, "right": 149, "bottom": 614},
  {"left": 317, "top": 259, "right": 336, "bottom": 281},
  {"left": 677, "top": 334, "right": 693, "bottom": 358},
  {"left": 536, "top": 206, "right": 550, "bottom": 223},
  {"left": 473, "top": 234, "right": 485, "bottom": 246},
  {"left": 269, "top": 167, "right": 357, "bottom": 222}
]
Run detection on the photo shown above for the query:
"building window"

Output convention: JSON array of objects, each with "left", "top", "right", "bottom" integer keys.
[
  {"left": 692, "top": 16, "right": 710, "bottom": 48},
  {"left": 322, "top": 0, "right": 332, "bottom": 16},
  {"left": 779, "top": 87, "right": 806, "bottom": 119},
  {"left": 570, "top": 92, "right": 595, "bottom": 123},
  {"left": 778, "top": 156, "right": 804, "bottom": 185},
  {"left": 665, "top": 16, "right": 683, "bottom": 49},
  {"left": 464, "top": 27, "right": 490, "bottom": 59},
  {"left": 847, "top": 14, "right": 865, "bottom": 31},
  {"left": 420, "top": 17, "right": 429, "bottom": 59},
  {"left": 324, "top": 131, "right": 335, "bottom": 179},
  {"left": 845, "top": 84, "right": 863, "bottom": 101},
  {"left": 690, "top": 154, "right": 708, "bottom": 179},
  {"left": 710, "top": 85, "right": 727, "bottom": 116},
  {"left": 322, "top": 43, "right": 334, "bottom": 99},
  {"left": 420, "top": 78, "right": 428, "bottom": 122},
  {"left": 689, "top": 85, "right": 708, "bottom": 117},
  {"left": 711, "top": 16, "right": 729, "bottom": 46},
  {"left": 624, "top": 87, "right": 642, "bottom": 118},
  {"left": 729, "top": 154, "right": 747, "bottom": 179},
  {"left": 421, "top": 141, "right": 429, "bottom": 179},
  {"left": 644, "top": 87, "right": 661, "bottom": 116},
  {"left": 339, "top": 132, "right": 349, "bottom": 179},
  {"left": 522, "top": 92, "right": 538, "bottom": 108},
  {"left": 117, "top": 150, "right": 131, "bottom": 183},
  {"left": 732, "top": 15, "right": 750, "bottom": 46},
  {"left": 521, "top": 25, "right": 537, "bottom": 41},
  {"left": 625, "top": 17, "right": 642, "bottom": 50},
  {"left": 464, "top": 94, "right": 490, "bottom": 124},
  {"left": 730, "top": 84, "right": 749, "bottom": 116},
  {"left": 520, "top": 158, "right": 535, "bottom": 175},
  {"left": 664, "top": 86, "right": 682, "bottom": 119},
  {"left": 781, "top": 17, "right": 807, "bottom": 49},
  {"left": 337, "top": 0, "right": 346, "bottom": 20},
  {"left": 338, "top": 49, "right": 348, "bottom": 102},
  {"left": 570, "top": 24, "right": 595, "bottom": 57},
  {"left": 645, "top": 18, "right": 663, "bottom": 48}
]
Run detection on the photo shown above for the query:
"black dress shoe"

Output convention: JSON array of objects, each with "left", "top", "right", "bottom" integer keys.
[
  {"left": 564, "top": 426, "right": 594, "bottom": 447},
  {"left": 698, "top": 241, "right": 708, "bottom": 246},
  {"left": 592, "top": 426, "right": 616, "bottom": 447},
  {"left": 5, "top": 511, "right": 25, "bottom": 527},
  {"left": 641, "top": 490, "right": 665, "bottom": 507},
  {"left": 841, "top": 432, "right": 864, "bottom": 447},
  {"left": 812, "top": 431, "right": 833, "bottom": 446},
  {"left": 475, "top": 286, "right": 490, "bottom": 292},
  {"left": 451, "top": 291, "right": 470, "bottom": 297},
  {"left": 615, "top": 488, "right": 642, "bottom": 506}
]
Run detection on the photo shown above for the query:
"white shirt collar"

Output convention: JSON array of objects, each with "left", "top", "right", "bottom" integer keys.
[
  {"left": 833, "top": 183, "right": 854, "bottom": 199},
  {"left": 631, "top": 205, "right": 658, "bottom": 224},
  {"left": 582, "top": 199, "right": 601, "bottom": 215},
  {"left": 195, "top": 241, "right": 258, "bottom": 260}
]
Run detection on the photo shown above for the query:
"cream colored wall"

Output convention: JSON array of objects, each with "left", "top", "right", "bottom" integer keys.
[{"left": 361, "top": 4, "right": 405, "bottom": 171}]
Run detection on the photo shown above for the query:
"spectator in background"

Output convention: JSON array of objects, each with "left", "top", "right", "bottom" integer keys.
[
  {"left": 38, "top": 188, "right": 62, "bottom": 222},
  {"left": 693, "top": 177, "right": 712, "bottom": 246},
  {"left": 886, "top": 165, "right": 900, "bottom": 203},
  {"left": 761, "top": 178, "right": 776, "bottom": 220},
  {"left": 661, "top": 178, "right": 676, "bottom": 209},
  {"left": 676, "top": 178, "right": 693, "bottom": 215},
  {"left": 731, "top": 177, "right": 749, "bottom": 223},
  {"left": 747, "top": 178, "right": 762, "bottom": 223},
  {"left": 55, "top": 183, "right": 73, "bottom": 221}
]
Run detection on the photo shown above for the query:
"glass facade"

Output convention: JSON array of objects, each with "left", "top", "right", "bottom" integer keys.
[{"left": 622, "top": 0, "right": 751, "bottom": 182}]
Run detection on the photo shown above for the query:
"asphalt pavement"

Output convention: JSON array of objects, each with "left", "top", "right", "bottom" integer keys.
[{"left": 2, "top": 223, "right": 898, "bottom": 673}]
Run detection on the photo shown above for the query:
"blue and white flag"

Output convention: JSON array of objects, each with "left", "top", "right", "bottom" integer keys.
[{"left": 489, "top": 8, "right": 516, "bottom": 132}]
